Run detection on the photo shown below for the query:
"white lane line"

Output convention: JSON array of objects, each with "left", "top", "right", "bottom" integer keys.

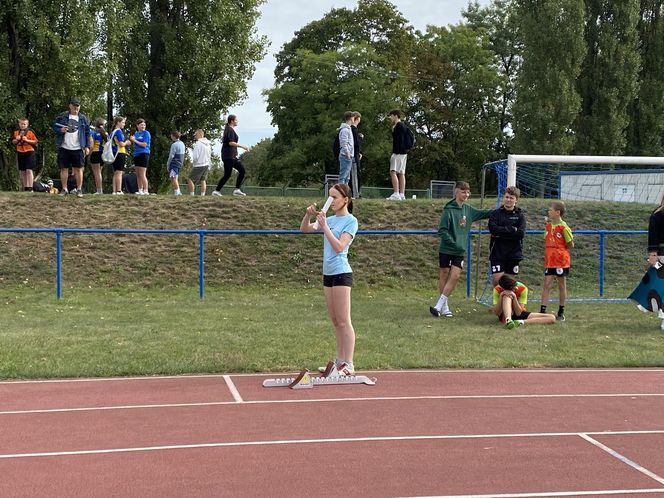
[
  {"left": 222, "top": 375, "right": 243, "bottom": 403},
  {"left": 1, "top": 392, "right": 664, "bottom": 416},
  {"left": 579, "top": 433, "right": 664, "bottom": 485},
  {"left": 3, "top": 430, "right": 664, "bottom": 460},
  {"left": 405, "top": 488, "right": 664, "bottom": 497},
  {"left": 1, "top": 368, "right": 663, "bottom": 385}
]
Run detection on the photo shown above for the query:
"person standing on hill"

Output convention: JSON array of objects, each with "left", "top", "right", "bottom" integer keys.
[
  {"left": 52, "top": 98, "right": 91, "bottom": 197},
  {"left": 89, "top": 118, "right": 107, "bottom": 194},
  {"left": 167, "top": 130, "right": 185, "bottom": 196},
  {"left": 188, "top": 129, "right": 212, "bottom": 196},
  {"left": 386, "top": 109, "right": 411, "bottom": 201},
  {"left": 336, "top": 111, "right": 354, "bottom": 186},
  {"left": 110, "top": 116, "right": 131, "bottom": 195},
  {"left": 11, "top": 118, "right": 38, "bottom": 192},
  {"left": 212, "top": 115, "right": 249, "bottom": 197},
  {"left": 430, "top": 181, "right": 493, "bottom": 317},
  {"left": 129, "top": 118, "right": 151, "bottom": 195},
  {"left": 350, "top": 111, "right": 363, "bottom": 198}
]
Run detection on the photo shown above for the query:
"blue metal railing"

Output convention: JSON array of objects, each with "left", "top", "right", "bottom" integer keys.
[{"left": 0, "top": 228, "right": 647, "bottom": 299}]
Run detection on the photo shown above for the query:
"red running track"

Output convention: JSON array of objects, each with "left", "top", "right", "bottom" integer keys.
[{"left": 1, "top": 369, "right": 664, "bottom": 497}]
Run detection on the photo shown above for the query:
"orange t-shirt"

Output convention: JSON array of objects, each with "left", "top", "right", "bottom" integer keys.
[
  {"left": 544, "top": 220, "right": 573, "bottom": 268},
  {"left": 12, "top": 129, "right": 38, "bottom": 153}
]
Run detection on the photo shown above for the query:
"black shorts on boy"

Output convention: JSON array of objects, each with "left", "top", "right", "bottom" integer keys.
[
  {"left": 17, "top": 151, "right": 36, "bottom": 171},
  {"left": 491, "top": 260, "right": 521, "bottom": 275},
  {"left": 439, "top": 252, "right": 464, "bottom": 269},
  {"left": 544, "top": 267, "right": 570, "bottom": 277}
]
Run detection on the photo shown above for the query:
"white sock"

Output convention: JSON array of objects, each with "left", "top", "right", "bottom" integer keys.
[
  {"left": 201, "top": 192, "right": 206, "bottom": 196},
  {"left": 434, "top": 294, "right": 448, "bottom": 311},
  {"left": 174, "top": 189, "right": 181, "bottom": 195},
  {"left": 190, "top": 192, "right": 195, "bottom": 196}
]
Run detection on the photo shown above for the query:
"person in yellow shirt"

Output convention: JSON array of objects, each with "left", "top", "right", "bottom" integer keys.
[{"left": 110, "top": 116, "right": 131, "bottom": 195}]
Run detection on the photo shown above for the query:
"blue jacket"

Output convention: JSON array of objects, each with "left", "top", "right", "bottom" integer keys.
[{"left": 52, "top": 112, "right": 91, "bottom": 149}]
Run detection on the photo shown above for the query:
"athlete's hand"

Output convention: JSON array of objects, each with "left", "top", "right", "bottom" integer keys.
[
  {"left": 316, "top": 212, "right": 328, "bottom": 229},
  {"left": 648, "top": 253, "right": 659, "bottom": 266},
  {"left": 305, "top": 204, "right": 318, "bottom": 216}
]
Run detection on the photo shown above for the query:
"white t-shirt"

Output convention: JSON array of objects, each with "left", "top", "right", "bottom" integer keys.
[{"left": 62, "top": 114, "right": 81, "bottom": 150}]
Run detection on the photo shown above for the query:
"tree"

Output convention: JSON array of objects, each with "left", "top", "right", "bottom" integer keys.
[
  {"left": 574, "top": 0, "right": 641, "bottom": 155},
  {"left": 114, "top": 0, "right": 267, "bottom": 191},
  {"left": 512, "top": 0, "right": 586, "bottom": 154},
  {"left": 408, "top": 24, "right": 503, "bottom": 187},
  {"left": 626, "top": 0, "right": 664, "bottom": 156},
  {"left": 0, "top": 0, "right": 105, "bottom": 189},
  {"left": 463, "top": 0, "right": 522, "bottom": 156},
  {"left": 262, "top": 0, "right": 415, "bottom": 187}
]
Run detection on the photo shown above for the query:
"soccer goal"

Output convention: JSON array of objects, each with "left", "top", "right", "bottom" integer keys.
[{"left": 475, "top": 154, "right": 664, "bottom": 305}]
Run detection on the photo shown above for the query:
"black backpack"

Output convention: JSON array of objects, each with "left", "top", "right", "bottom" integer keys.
[{"left": 332, "top": 132, "right": 340, "bottom": 158}]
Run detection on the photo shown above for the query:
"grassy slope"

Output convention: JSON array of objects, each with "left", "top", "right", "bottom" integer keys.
[{"left": 0, "top": 193, "right": 651, "bottom": 295}]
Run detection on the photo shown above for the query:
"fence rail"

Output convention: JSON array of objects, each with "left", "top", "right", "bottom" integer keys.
[{"left": 0, "top": 228, "right": 647, "bottom": 299}]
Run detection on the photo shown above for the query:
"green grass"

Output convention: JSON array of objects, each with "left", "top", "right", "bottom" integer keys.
[
  {"left": 1, "top": 285, "right": 663, "bottom": 379},
  {"left": 0, "top": 192, "right": 661, "bottom": 379}
]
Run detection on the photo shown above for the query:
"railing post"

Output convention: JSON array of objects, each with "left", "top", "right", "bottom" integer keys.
[
  {"left": 599, "top": 231, "right": 605, "bottom": 297},
  {"left": 55, "top": 230, "right": 62, "bottom": 300},
  {"left": 199, "top": 231, "right": 205, "bottom": 299},
  {"left": 466, "top": 232, "right": 472, "bottom": 297}
]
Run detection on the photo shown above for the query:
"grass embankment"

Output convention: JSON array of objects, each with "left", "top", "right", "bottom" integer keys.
[{"left": 0, "top": 193, "right": 661, "bottom": 378}]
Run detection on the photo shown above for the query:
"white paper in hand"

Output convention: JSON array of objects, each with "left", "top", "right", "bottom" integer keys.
[{"left": 321, "top": 196, "right": 333, "bottom": 213}]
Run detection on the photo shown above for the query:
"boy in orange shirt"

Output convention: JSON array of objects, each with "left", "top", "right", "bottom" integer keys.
[
  {"left": 11, "top": 118, "right": 39, "bottom": 191},
  {"left": 540, "top": 201, "right": 574, "bottom": 321}
]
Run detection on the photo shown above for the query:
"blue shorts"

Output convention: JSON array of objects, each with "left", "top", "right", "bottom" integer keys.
[{"left": 169, "top": 165, "right": 181, "bottom": 178}]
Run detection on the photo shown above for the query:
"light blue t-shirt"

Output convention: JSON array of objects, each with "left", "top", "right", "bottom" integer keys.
[
  {"left": 322, "top": 214, "right": 358, "bottom": 275},
  {"left": 132, "top": 130, "right": 151, "bottom": 156}
]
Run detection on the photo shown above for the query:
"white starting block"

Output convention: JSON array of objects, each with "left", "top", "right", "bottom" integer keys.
[{"left": 262, "top": 367, "right": 377, "bottom": 389}]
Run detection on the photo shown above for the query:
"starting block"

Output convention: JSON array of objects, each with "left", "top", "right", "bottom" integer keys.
[{"left": 262, "top": 368, "right": 377, "bottom": 389}]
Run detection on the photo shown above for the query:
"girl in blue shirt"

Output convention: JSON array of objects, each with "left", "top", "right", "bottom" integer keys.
[
  {"left": 129, "top": 118, "right": 151, "bottom": 195},
  {"left": 300, "top": 183, "right": 359, "bottom": 375}
]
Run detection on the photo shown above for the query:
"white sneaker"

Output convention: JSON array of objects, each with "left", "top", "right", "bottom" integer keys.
[
  {"left": 660, "top": 319, "right": 664, "bottom": 331},
  {"left": 211, "top": 191, "right": 222, "bottom": 197},
  {"left": 386, "top": 192, "right": 400, "bottom": 200},
  {"left": 399, "top": 193, "right": 406, "bottom": 200},
  {"left": 233, "top": 189, "right": 246, "bottom": 197}
]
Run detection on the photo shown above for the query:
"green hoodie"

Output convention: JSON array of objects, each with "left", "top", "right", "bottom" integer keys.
[{"left": 438, "top": 199, "right": 492, "bottom": 255}]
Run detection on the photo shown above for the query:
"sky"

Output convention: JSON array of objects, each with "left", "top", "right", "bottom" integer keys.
[{"left": 228, "top": 0, "right": 490, "bottom": 148}]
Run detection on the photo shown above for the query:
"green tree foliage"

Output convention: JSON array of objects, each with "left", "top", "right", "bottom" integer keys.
[
  {"left": 463, "top": 0, "right": 522, "bottom": 156},
  {"left": 626, "top": 0, "right": 664, "bottom": 156},
  {"left": 262, "top": 0, "right": 415, "bottom": 187},
  {"left": 408, "top": 25, "right": 502, "bottom": 187},
  {"left": 0, "top": 0, "right": 105, "bottom": 188},
  {"left": 512, "top": 0, "right": 586, "bottom": 154},
  {"left": 574, "top": 0, "right": 640, "bottom": 155},
  {"left": 115, "top": 0, "right": 267, "bottom": 191},
  {"left": 240, "top": 137, "right": 272, "bottom": 183}
]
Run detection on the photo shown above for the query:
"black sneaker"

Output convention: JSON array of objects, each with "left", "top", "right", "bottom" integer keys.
[
  {"left": 556, "top": 313, "right": 566, "bottom": 321},
  {"left": 429, "top": 306, "right": 441, "bottom": 317}
]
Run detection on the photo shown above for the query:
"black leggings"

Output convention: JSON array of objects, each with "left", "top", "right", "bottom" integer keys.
[{"left": 216, "top": 158, "right": 245, "bottom": 191}]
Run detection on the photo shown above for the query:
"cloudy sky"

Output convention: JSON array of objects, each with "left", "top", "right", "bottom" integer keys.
[{"left": 229, "top": 0, "right": 490, "bottom": 147}]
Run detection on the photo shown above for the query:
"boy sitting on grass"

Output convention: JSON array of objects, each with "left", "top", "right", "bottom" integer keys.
[{"left": 493, "top": 275, "right": 556, "bottom": 329}]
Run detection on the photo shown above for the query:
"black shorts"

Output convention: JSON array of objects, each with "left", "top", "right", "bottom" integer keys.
[
  {"left": 544, "top": 267, "right": 570, "bottom": 277},
  {"left": 499, "top": 310, "right": 531, "bottom": 323},
  {"left": 439, "top": 252, "right": 464, "bottom": 269},
  {"left": 112, "top": 153, "right": 126, "bottom": 172},
  {"left": 490, "top": 260, "right": 521, "bottom": 275},
  {"left": 57, "top": 148, "right": 84, "bottom": 169},
  {"left": 323, "top": 273, "right": 353, "bottom": 287},
  {"left": 134, "top": 153, "right": 150, "bottom": 168},
  {"left": 90, "top": 151, "right": 102, "bottom": 164},
  {"left": 17, "top": 151, "right": 36, "bottom": 171}
]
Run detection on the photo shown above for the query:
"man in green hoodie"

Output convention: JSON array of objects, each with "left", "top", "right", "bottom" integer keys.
[{"left": 430, "top": 181, "right": 494, "bottom": 317}]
